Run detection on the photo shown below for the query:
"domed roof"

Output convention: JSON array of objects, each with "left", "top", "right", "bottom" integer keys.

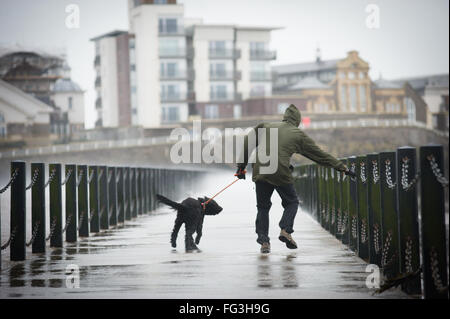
[
  {"left": 374, "top": 78, "right": 402, "bottom": 89},
  {"left": 288, "top": 76, "right": 330, "bottom": 90},
  {"left": 53, "top": 78, "right": 82, "bottom": 92}
]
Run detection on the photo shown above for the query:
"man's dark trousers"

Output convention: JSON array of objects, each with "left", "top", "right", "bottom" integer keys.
[{"left": 255, "top": 180, "right": 299, "bottom": 244}]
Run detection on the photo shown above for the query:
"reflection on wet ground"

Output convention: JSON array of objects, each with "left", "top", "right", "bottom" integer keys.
[{"left": 0, "top": 175, "right": 410, "bottom": 298}]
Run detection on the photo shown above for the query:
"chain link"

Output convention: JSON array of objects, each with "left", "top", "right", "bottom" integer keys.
[
  {"left": 44, "top": 168, "right": 57, "bottom": 188},
  {"left": 373, "top": 223, "right": 381, "bottom": 254},
  {"left": 88, "top": 170, "right": 95, "bottom": 183},
  {"left": 404, "top": 236, "right": 413, "bottom": 274},
  {"left": 0, "top": 168, "right": 20, "bottom": 194},
  {"left": 26, "top": 168, "right": 40, "bottom": 190},
  {"left": 381, "top": 230, "right": 396, "bottom": 268},
  {"left": 61, "top": 168, "right": 73, "bottom": 186},
  {"left": 62, "top": 214, "right": 73, "bottom": 233},
  {"left": 76, "top": 169, "right": 84, "bottom": 187},
  {"left": 89, "top": 209, "right": 95, "bottom": 223},
  {"left": 26, "top": 221, "right": 41, "bottom": 246},
  {"left": 340, "top": 211, "right": 348, "bottom": 234},
  {"left": 351, "top": 216, "right": 358, "bottom": 239},
  {"left": 427, "top": 154, "right": 449, "bottom": 187},
  {"left": 430, "top": 246, "right": 448, "bottom": 293},
  {"left": 1, "top": 226, "right": 17, "bottom": 250},
  {"left": 384, "top": 159, "right": 396, "bottom": 189},
  {"left": 46, "top": 216, "right": 57, "bottom": 241},
  {"left": 77, "top": 211, "right": 86, "bottom": 231},
  {"left": 360, "top": 219, "right": 367, "bottom": 244},
  {"left": 360, "top": 162, "right": 367, "bottom": 183},
  {"left": 371, "top": 160, "right": 380, "bottom": 184}
]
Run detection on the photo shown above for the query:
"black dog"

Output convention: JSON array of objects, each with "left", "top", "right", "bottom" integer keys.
[{"left": 156, "top": 194, "right": 223, "bottom": 252}]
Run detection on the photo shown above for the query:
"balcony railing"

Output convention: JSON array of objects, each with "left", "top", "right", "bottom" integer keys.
[
  {"left": 209, "top": 91, "right": 235, "bottom": 101},
  {"left": 209, "top": 49, "right": 241, "bottom": 59},
  {"left": 158, "top": 26, "right": 185, "bottom": 36},
  {"left": 95, "top": 77, "right": 101, "bottom": 88},
  {"left": 209, "top": 70, "right": 241, "bottom": 81},
  {"left": 250, "top": 50, "right": 276, "bottom": 60},
  {"left": 94, "top": 56, "right": 101, "bottom": 67},
  {"left": 160, "top": 69, "right": 195, "bottom": 81},
  {"left": 159, "top": 47, "right": 186, "bottom": 58},
  {"left": 250, "top": 71, "right": 272, "bottom": 81}
]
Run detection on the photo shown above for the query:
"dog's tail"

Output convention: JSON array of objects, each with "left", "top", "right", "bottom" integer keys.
[{"left": 156, "top": 194, "right": 185, "bottom": 212}]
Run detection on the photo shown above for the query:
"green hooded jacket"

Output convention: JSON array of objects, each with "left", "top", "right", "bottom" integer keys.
[{"left": 238, "top": 104, "right": 347, "bottom": 186}]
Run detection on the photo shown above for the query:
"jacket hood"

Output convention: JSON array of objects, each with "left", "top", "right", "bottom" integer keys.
[{"left": 283, "top": 104, "right": 301, "bottom": 127}]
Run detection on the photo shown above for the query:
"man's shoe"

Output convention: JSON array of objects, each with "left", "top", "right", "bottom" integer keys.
[
  {"left": 279, "top": 229, "right": 297, "bottom": 249},
  {"left": 260, "top": 242, "right": 271, "bottom": 254}
]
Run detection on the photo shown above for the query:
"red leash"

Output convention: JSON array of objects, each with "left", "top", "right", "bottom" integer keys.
[{"left": 201, "top": 170, "right": 246, "bottom": 209}]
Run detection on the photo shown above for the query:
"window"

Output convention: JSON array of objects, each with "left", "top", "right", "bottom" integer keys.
[
  {"left": 314, "top": 103, "right": 329, "bottom": 112},
  {"left": 359, "top": 72, "right": 365, "bottom": 79},
  {"left": 340, "top": 85, "right": 347, "bottom": 111},
  {"left": 349, "top": 85, "right": 357, "bottom": 112},
  {"left": 250, "top": 61, "right": 268, "bottom": 81},
  {"left": 159, "top": 38, "right": 183, "bottom": 56},
  {"left": 161, "top": 84, "right": 180, "bottom": 100},
  {"left": 340, "top": 71, "right": 346, "bottom": 79},
  {"left": 233, "top": 104, "right": 242, "bottom": 119},
  {"left": 404, "top": 97, "right": 416, "bottom": 122},
  {"left": 161, "top": 62, "right": 178, "bottom": 77},
  {"left": 205, "top": 104, "right": 219, "bottom": 119},
  {"left": 277, "top": 103, "right": 289, "bottom": 114},
  {"left": 348, "top": 72, "right": 356, "bottom": 80},
  {"left": 359, "top": 85, "right": 366, "bottom": 112},
  {"left": 159, "top": 18, "right": 178, "bottom": 33},
  {"left": 209, "top": 41, "right": 228, "bottom": 57},
  {"left": 162, "top": 106, "right": 179, "bottom": 123},
  {"left": 210, "top": 63, "right": 227, "bottom": 78},
  {"left": 386, "top": 103, "right": 400, "bottom": 113},
  {"left": 250, "top": 42, "right": 266, "bottom": 57},
  {"left": 68, "top": 97, "right": 73, "bottom": 110},
  {"left": 250, "top": 85, "right": 265, "bottom": 97},
  {"left": 210, "top": 85, "right": 227, "bottom": 100},
  {"left": 154, "top": 0, "right": 168, "bottom": 4}
]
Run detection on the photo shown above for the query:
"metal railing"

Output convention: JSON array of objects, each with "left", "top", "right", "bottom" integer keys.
[
  {"left": 0, "top": 161, "right": 205, "bottom": 266},
  {"left": 294, "top": 144, "right": 448, "bottom": 299}
]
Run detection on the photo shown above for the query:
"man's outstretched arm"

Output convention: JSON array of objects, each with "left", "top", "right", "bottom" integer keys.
[{"left": 298, "top": 130, "right": 348, "bottom": 172}]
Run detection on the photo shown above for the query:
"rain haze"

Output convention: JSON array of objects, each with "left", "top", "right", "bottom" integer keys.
[{"left": 0, "top": 0, "right": 448, "bottom": 128}]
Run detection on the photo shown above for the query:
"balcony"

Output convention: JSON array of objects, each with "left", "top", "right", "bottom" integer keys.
[
  {"left": 159, "top": 47, "right": 186, "bottom": 58},
  {"left": 158, "top": 26, "right": 185, "bottom": 36},
  {"left": 95, "top": 77, "right": 101, "bottom": 88},
  {"left": 209, "top": 49, "right": 241, "bottom": 60},
  {"left": 209, "top": 70, "right": 241, "bottom": 81},
  {"left": 160, "top": 69, "right": 195, "bottom": 81},
  {"left": 250, "top": 71, "right": 272, "bottom": 81},
  {"left": 209, "top": 91, "right": 235, "bottom": 102},
  {"left": 94, "top": 55, "right": 101, "bottom": 67},
  {"left": 250, "top": 50, "right": 276, "bottom": 60}
]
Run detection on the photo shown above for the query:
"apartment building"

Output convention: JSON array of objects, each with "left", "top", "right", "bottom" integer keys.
[
  {"left": 91, "top": 30, "right": 132, "bottom": 128},
  {"left": 123, "top": 0, "right": 278, "bottom": 127}
]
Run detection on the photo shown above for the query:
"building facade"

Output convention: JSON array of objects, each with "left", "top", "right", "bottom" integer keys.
[
  {"left": 271, "top": 50, "right": 428, "bottom": 125},
  {"left": 89, "top": 0, "right": 278, "bottom": 128},
  {"left": 91, "top": 31, "right": 132, "bottom": 128}
]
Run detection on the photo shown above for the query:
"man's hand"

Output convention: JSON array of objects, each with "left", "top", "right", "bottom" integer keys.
[
  {"left": 235, "top": 166, "right": 246, "bottom": 179},
  {"left": 343, "top": 165, "right": 356, "bottom": 178}
]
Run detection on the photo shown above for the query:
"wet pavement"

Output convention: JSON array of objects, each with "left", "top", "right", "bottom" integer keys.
[{"left": 0, "top": 173, "right": 410, "bottom": 298}]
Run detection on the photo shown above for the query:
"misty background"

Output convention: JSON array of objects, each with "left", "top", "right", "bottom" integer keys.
[{"left": 0, "top": 0, "right": 448, "bottom": 128}]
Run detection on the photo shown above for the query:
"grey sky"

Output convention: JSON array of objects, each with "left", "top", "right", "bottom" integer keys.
[{"left": 0, "top": 0, "right": 448, "bottom": 128}]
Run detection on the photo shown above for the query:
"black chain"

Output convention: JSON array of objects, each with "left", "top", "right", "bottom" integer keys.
[
  {"left": 26, "top": 221, "right": 41, "bottom": 246},
  {"left": 0, "top": 168, "right": 19, "bottom": 194},
  {"left": 61, "top": 168, "right": 73, "bottom": 186},
  {"left": 26, "top": 168, "right": 40, "bottom": 190},
  {"left": 44, "top": 168, "right": 57, "bottom": 188},
  {"left": 46, "top": 217, "right": 57, "bottom": 241},
  {"left": 76, "top": 169, "right": 84, "bottom": 187},
  {"left": 1, "top": 226, "right": 17, "bottom": 250},
  {"left": 62, "top": 214, "right": 73, "bottom": 233}
]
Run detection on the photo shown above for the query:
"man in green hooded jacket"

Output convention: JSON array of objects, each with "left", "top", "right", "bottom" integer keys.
[{"left": 236, "top": 104, "right": 350, "bottom": 253}]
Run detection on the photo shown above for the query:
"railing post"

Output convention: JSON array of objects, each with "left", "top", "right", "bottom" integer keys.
[
  {"left": 143, "top": 168, "right": 148, "bottom": 214},
  {"left": 348, "top": 156, "right": 358, "bottom": 252},
  {"left": 140, "top": 168, "right": 145, "bottom": 214},
  {"left": 334, "top": 168, "right": 342, "bottom": 240},
  {"left": 367, "top": 153, "right": 383, "bottom": 266},
  {"left": 379, "top": 151, "right": 400, "bottom": 280},
  {"left": 396, "top": 146, "right": 421, "bottom": 295},
  {"left": 99, "top": 165, "right": 109, "bottom": 229},
  {"left": 31, "top": 163, "right": 46, "bottom": 253},
  {"left": 419, "top": 144, "right": 448, "bottom": 299},
  {"left": 125, "top": 167, "right": 131, "bottom": 220},
  {"left": 117, "top": 167, "right": 124, "bottom": 223},
  {"left": 89, "top": 166, "right": 100, "bottom": 233},
  {"left": 147, "top": 168, "right": 152, "bottom": 212},
  {"left": 49, "top": 163, "right": 62, "bottom": 248},
  {"left": 356, "top": 156, "right": 370, "bottom": 262},
  {"left": 77, "top": 165, "right": 89, "bottom": 237},
  {"left": 328, "top": 167, "right": 336, "bottom": 236},
  {"left": 340, "top": 158, "right": 350, "bottom": 245},
  {"left": 131, "top": 168, "right": 138, "bottom": 218},
  {"left": 65, "top": 164, "right": 77, "bottom": 243},
  {"left": 108, "top": 167, "right": 117, "bottom": 226},
  {"left": 318, "top": 166, "right": 325, "bottom": 228},
  {"left": 10, "top": 161, "right": 26, "bottom": 260}
]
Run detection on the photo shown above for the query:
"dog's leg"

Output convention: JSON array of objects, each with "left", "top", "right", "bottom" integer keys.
[
  {"left": 185, "top": 223, "right": 198, "bottom": 252},
  {"left": 171, "top": 215, "right": 183, "bottom": 248},
  {"left": 195, "top": 215, "right": 205, "bottom": 245}
]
